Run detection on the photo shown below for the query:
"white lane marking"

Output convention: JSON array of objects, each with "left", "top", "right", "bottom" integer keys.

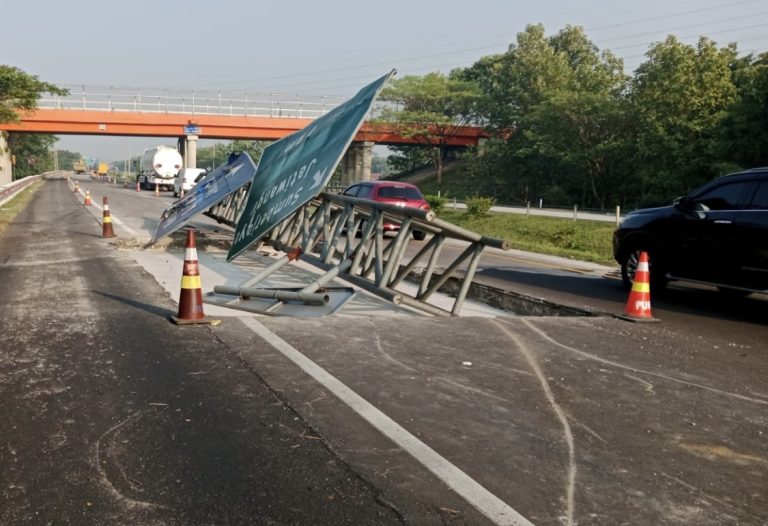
[
  {"left": 79, "top": 193, "right": 139, "bottom": 238},
  {"left": 239, "top": 316, "right": 533, "bottom": 526},
  {"left": 109, "top": 215, "right": 138, "bottom": 237}
]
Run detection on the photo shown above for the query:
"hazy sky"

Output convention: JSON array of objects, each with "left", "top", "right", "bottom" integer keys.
[{"left": 5, "top": 0, "right": 767, "bottom": 162}]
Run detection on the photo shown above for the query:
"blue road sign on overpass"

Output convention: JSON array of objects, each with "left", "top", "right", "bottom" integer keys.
[
  {"left": 149, "top": 152, "right": 258, "bottom": 244},
  {"left": 227, "top": 70, "right": 395, "bottom": 262}
]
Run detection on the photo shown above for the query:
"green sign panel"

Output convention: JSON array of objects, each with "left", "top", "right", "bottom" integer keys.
[{"left": 228, "top": 70, "right": 394, "bottom": 261}]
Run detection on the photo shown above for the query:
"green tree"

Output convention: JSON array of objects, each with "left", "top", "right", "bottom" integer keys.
[
  {"left": 524, "top": 90, "right": 637, "bottom": 208},
  {"left": 56, "top": 149, "right": 84, "bottom": 171},
  {"left": 197, "top": 140, "right": 268, "bottom": 171},
  {"left": 7, "top": 133, "right": 57, "bottom": 178},
  {"left": 384, "top": 144, "right": 433, "bottom": 175},
  {"left": 370, "top": 154, "right": 391, "bottom": 178},
  {"left": 1, "top": 65, "right": 67, "bottom": 180},
  {"left": 0, "top": 65, "right": 67, "bottom": 123},
  {"left": 631, "top": 36, "right": 738, "bottom": 204},
  {"left": 722, "top": 52, "right": 768, "bottom": 167},
  {"left": 458, "top": 24, "right": 633, "bottom": 208},
  {"left": 376, "top": 72, "right": 483, "bottom": 184}
]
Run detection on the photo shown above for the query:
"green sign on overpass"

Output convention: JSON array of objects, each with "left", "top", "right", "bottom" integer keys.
[{"left": 227, "top": 70, "right": 394, "bottom": 262}]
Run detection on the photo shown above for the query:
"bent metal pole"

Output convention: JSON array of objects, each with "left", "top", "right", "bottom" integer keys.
[{"left": 211, "top": 285, "right": 329, "bottom": 306}]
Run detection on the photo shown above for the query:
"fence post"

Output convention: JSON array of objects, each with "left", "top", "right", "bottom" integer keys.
[
  {"left": 615, "top": 205, "right": 621, "bottom": 226},
  {"left": 526, "top": 201, "right": 530, "bottom": 217},
  {"left": 573, "top": 204, "right": 578, "bottom": 221}
]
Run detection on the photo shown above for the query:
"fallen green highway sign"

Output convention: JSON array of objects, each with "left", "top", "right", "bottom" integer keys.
[
  {"left": 227, "top": 70, "right": 395, "bottom": 262},
  {"left": 149, "top": 152, "right": 258, "bottom": 244}
]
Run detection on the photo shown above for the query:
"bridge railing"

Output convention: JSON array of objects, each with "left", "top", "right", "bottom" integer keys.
[{"left": 38, "top": 84, "right": 350, "bottom": 119}]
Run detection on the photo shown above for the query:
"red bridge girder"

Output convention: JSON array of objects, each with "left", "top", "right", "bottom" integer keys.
[{"left": 0, "top": 109, "right": 487, "bottom": 147}]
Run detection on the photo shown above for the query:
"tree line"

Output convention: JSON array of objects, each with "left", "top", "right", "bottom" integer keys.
[
  {"left": 4, "top": 23, "right": 767, "bottom": 208},
  {"left": 378, "top": 24, "right": 768, "bottom": 210}
]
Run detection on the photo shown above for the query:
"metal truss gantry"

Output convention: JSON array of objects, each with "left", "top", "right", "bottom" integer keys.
[{"left": 205, "top": 188, "right": 508, "bottom": 316}]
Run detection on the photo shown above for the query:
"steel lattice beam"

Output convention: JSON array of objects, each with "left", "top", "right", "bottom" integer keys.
[{"left": 205, "top": 186, "right": 507, "bottom": 316}]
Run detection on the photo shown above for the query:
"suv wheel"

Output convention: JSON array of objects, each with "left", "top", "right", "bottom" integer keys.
[{"left": 620, "top": 243, "right": 667, "bottom": 292}]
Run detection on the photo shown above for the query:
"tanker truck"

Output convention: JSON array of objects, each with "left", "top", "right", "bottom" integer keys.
[{"left": 137, "top": 146, "right": 183, "bottom": 191}]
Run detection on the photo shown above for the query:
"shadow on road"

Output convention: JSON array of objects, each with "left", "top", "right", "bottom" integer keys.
[
  {"left": 478, "top": 266, "right": 768, "bottom": 326},
  {"left": 93, "top": 290, "right": 176, "bottom": 319}
]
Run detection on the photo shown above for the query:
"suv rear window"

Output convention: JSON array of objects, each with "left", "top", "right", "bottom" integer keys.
[
  {"left": 695, "top": 181, "right": 750, "bottom": 210},
  {"left": 377, "top": 186, "right": 422, "bottom": 199},
  {"left": 750, "top": 181, "right": 768, "bottom": 210}
]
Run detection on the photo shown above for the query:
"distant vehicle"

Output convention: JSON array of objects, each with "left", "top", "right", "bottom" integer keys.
[
  {"left": 73, "top": 159, "right": 87, "bottom": 174},
  {"left": 173, "top": 168, "right": 207, "bottom": 197},
  {"left": 137, "top": 146, "right": 183, "bottom": 191},
  {"left": 341, "top": 180, "right": 430, "bottom": 240},
  {"left": 613, "top": 167, "right": 768, "bottom": 296},
  {"left": 97, "top": 163, "right": 109, "bottom": 176}
]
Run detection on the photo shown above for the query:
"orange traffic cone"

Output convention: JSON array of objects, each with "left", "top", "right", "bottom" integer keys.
[
  {"left": 84, "top": 190, "right": 92, "bottom": 206},
  {"left": 619, "top": 251, "right": 659, "bottom": 322},
  {"left": 136, "top": 180, "right": 141, "bottom": 192},
  {"left": 171, "top": 230, "right": 218, "bottom": 325},
  {"left": 102, "top": 196, "right": 116, "bottom": 238},
  {"left": 154, "top": 183, "right": 160, "bottom": 197}
]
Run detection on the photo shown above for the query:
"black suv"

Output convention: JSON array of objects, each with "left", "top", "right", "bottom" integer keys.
[{"left": 613, "top": 168, "right": 768, "bottom": 295}]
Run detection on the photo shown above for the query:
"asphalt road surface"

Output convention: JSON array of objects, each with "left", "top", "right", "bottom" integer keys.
[
  {"left": 0, "top": 179, "right": 401, "bottom": 525},
  {"left": 1, "top": 175, "right": 767, "bottom": 525}
]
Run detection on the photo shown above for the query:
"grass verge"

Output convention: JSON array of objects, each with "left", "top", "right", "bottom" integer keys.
[
  {"left": 0, "top": 181, "right": 43, "bottom": 238},
  {"left": 438, "top": 210, "right": 617, "bottom": 266}
]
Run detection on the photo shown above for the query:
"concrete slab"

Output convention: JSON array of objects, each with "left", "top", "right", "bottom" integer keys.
[{"left": 126, "top": 246, "right": 509, "bottom": 319}]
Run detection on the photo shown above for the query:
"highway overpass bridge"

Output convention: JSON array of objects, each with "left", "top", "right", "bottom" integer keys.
[{"left": 0, "top": 84, "right": 487, "bottom": 186}]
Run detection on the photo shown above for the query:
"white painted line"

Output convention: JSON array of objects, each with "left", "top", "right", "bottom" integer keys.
[
  {"left": 109, "top": 215, "right": 138, "bottom": 238},
  {"left": 240, "top": 316, "right": 533, "bottom": 526},
  {"left": 77, "top": 193, "right": 139, "bottom": 238}
]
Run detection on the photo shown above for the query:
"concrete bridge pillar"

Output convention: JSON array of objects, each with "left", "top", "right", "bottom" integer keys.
[
  {"left": 184, "top": 134, "right": 198, "bottom": 169},
  {"left": 0, "top": 133, "right": 12, "bottom": 185},
  {"left": 177, "top": 135, "right": 198, "bottom": 169},
  {"left": 340, "top": 141, "right": 374, "bottom": 186}
]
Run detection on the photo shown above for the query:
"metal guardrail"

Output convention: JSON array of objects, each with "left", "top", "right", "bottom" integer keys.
[
  {"left": 0, "top": 174, "right": 44, "bottom": 207},
  {"left": 38, "top": 84, "right": 350, "bottom": 119},
  {"left": 204, "top": 186, "right": 508, "bottom": 316}
]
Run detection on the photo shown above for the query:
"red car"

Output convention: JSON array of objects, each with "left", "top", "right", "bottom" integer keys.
[{"left": 341, "top": 180, "right": 430, "bottom": 240}]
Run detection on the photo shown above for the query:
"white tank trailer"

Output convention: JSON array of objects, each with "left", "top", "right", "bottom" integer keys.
[{"left": 137, "top": 146, "right": 183, "bottom": 191}]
